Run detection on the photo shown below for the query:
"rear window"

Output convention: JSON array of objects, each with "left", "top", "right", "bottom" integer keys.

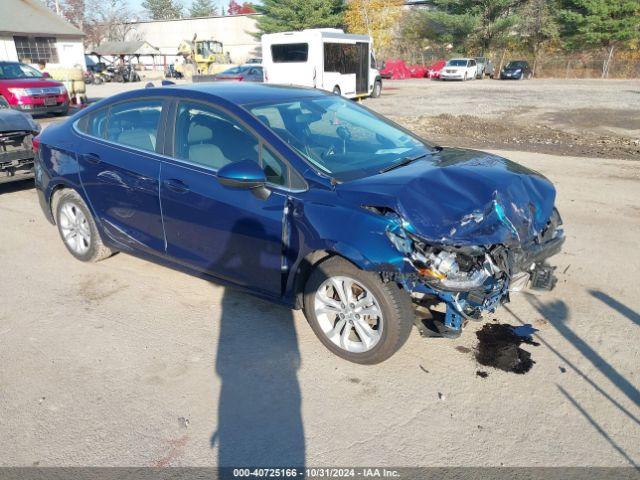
[{"left": 271, "top": 43, "right": 309, "bottom": 63}]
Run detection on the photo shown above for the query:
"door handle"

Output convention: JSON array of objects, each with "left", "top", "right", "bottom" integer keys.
[
  {"left": 84, "top": 153, "right": 101, "bottom": 165},
  {"left": 163, "top": 178, "right": 189, "bottom": 194}
]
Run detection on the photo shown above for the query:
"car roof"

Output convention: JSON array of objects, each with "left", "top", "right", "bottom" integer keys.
[{"left": 168, "top": 82, "right": 326, "bottom": 105}]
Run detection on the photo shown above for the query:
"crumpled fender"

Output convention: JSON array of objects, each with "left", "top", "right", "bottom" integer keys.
[{"left": 294, "top": 199, "right": 413, "bottom": 273}]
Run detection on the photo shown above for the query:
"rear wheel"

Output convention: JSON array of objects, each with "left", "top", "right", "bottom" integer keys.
[
  {"left": 332, "top": 86, "right": 341, "bottom": 96},
  {"left": 55, "top": 190, "right": 113, "bottom": 263},
  {"left": 304, "top": 256, "right": 414, "bottom": 364}
]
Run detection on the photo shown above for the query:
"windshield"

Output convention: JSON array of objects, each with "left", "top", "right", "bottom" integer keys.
[
  {"left": 250, "top": 96, "right": 435, "bottom": 182},
  {"left": 0, "top": 62, "right": 43, "bottom": 79},
  {"left": 447, "top": 59, "right": 468, "bottom": 67},
  {"left": 506, "top": 61, "right": 527, "bottom": 69}
]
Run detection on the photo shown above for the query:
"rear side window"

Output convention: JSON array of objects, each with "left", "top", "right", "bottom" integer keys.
[
  {"left": 107, "top": 100, "right": 163, "bottom": 153},
  {"left": 271, "top": 43, "right": 308, "bottom": 63},
  {"left": 78, "top": 107, "right": 108, "bottom": 138}
]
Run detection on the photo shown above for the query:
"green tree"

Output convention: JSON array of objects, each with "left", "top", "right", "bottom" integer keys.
[
  {"left": 141, "top": 0, "right": 183, "bottom": 20},
  {"left": 189, "top": 0, "right": 217, "bottom": 17},
  {"left": 255, "top": 0, "right": 345, "bottom": 34},
  {"left": 520, "top": 0, "right": 560, "bottom": 75},
  {"left": 410, "top": 0, "right": 527, "bottom": 53},
  {"left": 559, "top": 0, "right": 640, "bottom": 76}
]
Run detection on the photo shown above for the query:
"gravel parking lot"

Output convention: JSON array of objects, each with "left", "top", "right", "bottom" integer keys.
[{"left": 1, "top": 79, "right": 639, "bottom": 469}]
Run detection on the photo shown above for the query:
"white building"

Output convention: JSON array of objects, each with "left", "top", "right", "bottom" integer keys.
[
  {"left": 0, "top": 0, "right": 85, "bottom": 68},
  {"left": 125, "top": 14, "right": 261, "bottom": 66}
]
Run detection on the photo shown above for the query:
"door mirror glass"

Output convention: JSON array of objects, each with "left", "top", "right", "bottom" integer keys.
[{"left": 217, "top": 159, "right": 267, "bottom": 190}]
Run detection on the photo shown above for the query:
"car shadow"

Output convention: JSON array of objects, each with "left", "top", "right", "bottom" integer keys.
[
  {"left": 0, "top": 178, "right": 34, "bottom": 194},
  {"left": 209, "top": 218, "right": 305, "bottom": 469}
]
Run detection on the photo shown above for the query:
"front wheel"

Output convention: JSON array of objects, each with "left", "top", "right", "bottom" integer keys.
[
  {"left": 55, "top": 190, "right": 113, "bottom": 263},
  {"left": 332, "top": 86, "right": 341, "bottom": 96},
  {"left": 304, "top": 256, "right": 414, "bottom": 364}
]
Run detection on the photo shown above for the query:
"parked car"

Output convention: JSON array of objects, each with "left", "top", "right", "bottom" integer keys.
[
  {"left": 245, "top": 57, "right": 262, "bottom": 65},
  {"left": 0, "top": 96, "right": 40, "bottom": 184},
  {"left": 0, "top": 61, "right": 69, "bottom": 116},
  {"left": 440, "top": 58, "right": 478, "bottom": 81},
  {"left": 34, "top": 83, "right": 564, "bottom": 364},
  {"left": 500, "top": 60, "right": 532, "bottom": 80},
  {"left": 426, "top": 60, "right": 446, "bottom": 79},
  {"left": 474, "top": 57, "right": 494, "bottom": 79},
  {"left": 213, "top": 65, "right": 264, "bottom": 82}
]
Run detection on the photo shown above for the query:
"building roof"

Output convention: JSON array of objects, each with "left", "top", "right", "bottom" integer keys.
[
  {"left": 91, "top": 41, "right": 161, "bottom": 56},
  {"left": 0, "top": 0, "right": 84, "bottom": 37}
]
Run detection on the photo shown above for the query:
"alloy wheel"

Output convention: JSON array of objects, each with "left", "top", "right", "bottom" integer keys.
[
  {"left": 314, "top": 276, "right": 384, "bottom": 353},
  {"left": 58, "top": 202, "right": 91, "bottom": 255}
]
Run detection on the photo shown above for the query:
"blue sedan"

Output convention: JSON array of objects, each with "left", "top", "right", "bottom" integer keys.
[{"left": 34, "top": 83, "right": 564, "bottom": 363}]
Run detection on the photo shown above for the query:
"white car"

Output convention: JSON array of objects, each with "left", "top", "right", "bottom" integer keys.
[{"left": 440, "top": 58, "right": 478, "bottom": 81}]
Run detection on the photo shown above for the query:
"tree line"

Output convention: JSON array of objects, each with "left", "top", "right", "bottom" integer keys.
[{"left": 43, "top": 0, "right": 639, "bottom": 76}]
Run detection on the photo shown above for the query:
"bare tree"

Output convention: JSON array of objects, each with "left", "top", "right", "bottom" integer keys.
[{"left": 84, "top": 0, "right": 136, "bottom": 49}]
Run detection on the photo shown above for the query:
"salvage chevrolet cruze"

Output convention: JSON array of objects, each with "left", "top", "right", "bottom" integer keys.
[{"left": 34, "top": 83, "right": 564, "bottom": 364}]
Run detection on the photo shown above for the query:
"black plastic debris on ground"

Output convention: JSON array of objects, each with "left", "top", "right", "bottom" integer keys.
[{"left": 474, "top": 323, "right": 540, "bottom": 374}]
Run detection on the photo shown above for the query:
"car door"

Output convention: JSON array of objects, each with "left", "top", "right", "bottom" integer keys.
[
  {"left": 75, "top": 99, "right": 167, "bottom": 254},
  {"left": 159, "top": 100, "right": 292, "bottom": 297}
]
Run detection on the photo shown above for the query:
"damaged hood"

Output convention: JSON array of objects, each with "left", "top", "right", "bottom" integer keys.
[
  {"left": 0, "top": 108, "right": 39, "bottom": 133},
  {"left": 336, "top": 148, "right": 556, "bottom": 247}
]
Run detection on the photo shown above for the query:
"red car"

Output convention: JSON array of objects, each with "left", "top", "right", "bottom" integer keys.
[
  {"left": 426, "top": 60, "right": 446, "bottom": 79},
  {"left": 0, "top": 61, "right": 69, "bottom": 116}
]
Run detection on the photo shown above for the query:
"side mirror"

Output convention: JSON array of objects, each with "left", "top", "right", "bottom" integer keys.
[
  {"left": 41, "top": 72, "right": 51, "bottom": 78},
  {"left": 217, "top": 159, "right": 270, "bottom": 199}
]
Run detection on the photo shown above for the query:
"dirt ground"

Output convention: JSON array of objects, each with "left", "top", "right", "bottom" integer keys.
[
  {"left": 1, "top": 80, "right": 639, "bottom": 468},
  {"left": 364, "top": 78, "right": 640, "bottom": 159}
]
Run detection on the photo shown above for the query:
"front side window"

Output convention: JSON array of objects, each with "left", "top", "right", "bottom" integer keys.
[
  {"left": 174, "top": 102, "right": 294, "bottom": 187},
  {"left": 174, "top": 102, "right": 259, "bottom": 170},
  {"left": 250, "top": 96, "right": 434, "bottom": 182},
  {"left": 107, "top": 100, "right": 163, "bottom": 153},
  {"left": 271, "top": 43, "right": 309, "bottom": 63}
]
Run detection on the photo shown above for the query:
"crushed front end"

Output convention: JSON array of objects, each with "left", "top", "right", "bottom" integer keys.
[{"left": 383, "top": 205, "right": 565, "bottom": 338}]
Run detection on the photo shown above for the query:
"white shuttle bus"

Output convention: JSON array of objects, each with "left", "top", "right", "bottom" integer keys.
[{"left": 262, "top": 29, "right": 382, "bottom": 99}]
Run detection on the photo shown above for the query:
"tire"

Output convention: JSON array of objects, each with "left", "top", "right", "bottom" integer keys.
[
  {"left": 54, "top": 189, "right": 113, "bottom": 263},
  {"left": 371, "top": 80, "right": 382, "bottom": 98},
  {"left": 303, "top": 256, "right": 414, "bottom": 364},
  {"left": 332, "top": 86, "right": 341, "bottom": 96}
]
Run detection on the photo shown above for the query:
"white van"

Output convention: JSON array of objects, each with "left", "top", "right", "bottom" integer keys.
[{"left": 262, "top": 29, "right": 382, "bottom": 99}]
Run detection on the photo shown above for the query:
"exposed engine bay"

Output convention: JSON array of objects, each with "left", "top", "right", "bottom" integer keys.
[{"left": 381, "top": 205, "right": 565, "bottom": 337}]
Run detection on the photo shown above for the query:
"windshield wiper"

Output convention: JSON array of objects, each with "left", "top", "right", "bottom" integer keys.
[{"left": 379, "top": 153, "right": 428, "bottom": 174}]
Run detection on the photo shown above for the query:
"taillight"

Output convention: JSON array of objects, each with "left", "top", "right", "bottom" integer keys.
[{"left": 32, "top": 136, "right": 40, "bottom": 153}]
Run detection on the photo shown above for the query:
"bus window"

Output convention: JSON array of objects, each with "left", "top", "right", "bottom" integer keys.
[
  {"left": 324, "top": 43, "right": 358, "bottom": 74},
  {"left": 271, "top": 43, "right": 309, "bottom": 63}
]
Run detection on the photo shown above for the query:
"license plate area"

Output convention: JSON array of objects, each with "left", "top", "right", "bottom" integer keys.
[{"left": 44, "top": 96, "right": 57, "bottom": 106}]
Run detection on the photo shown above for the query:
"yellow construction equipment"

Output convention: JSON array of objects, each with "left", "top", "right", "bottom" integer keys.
[{"left": 177, "top": 34, "right": 234, "bottom": 76}]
